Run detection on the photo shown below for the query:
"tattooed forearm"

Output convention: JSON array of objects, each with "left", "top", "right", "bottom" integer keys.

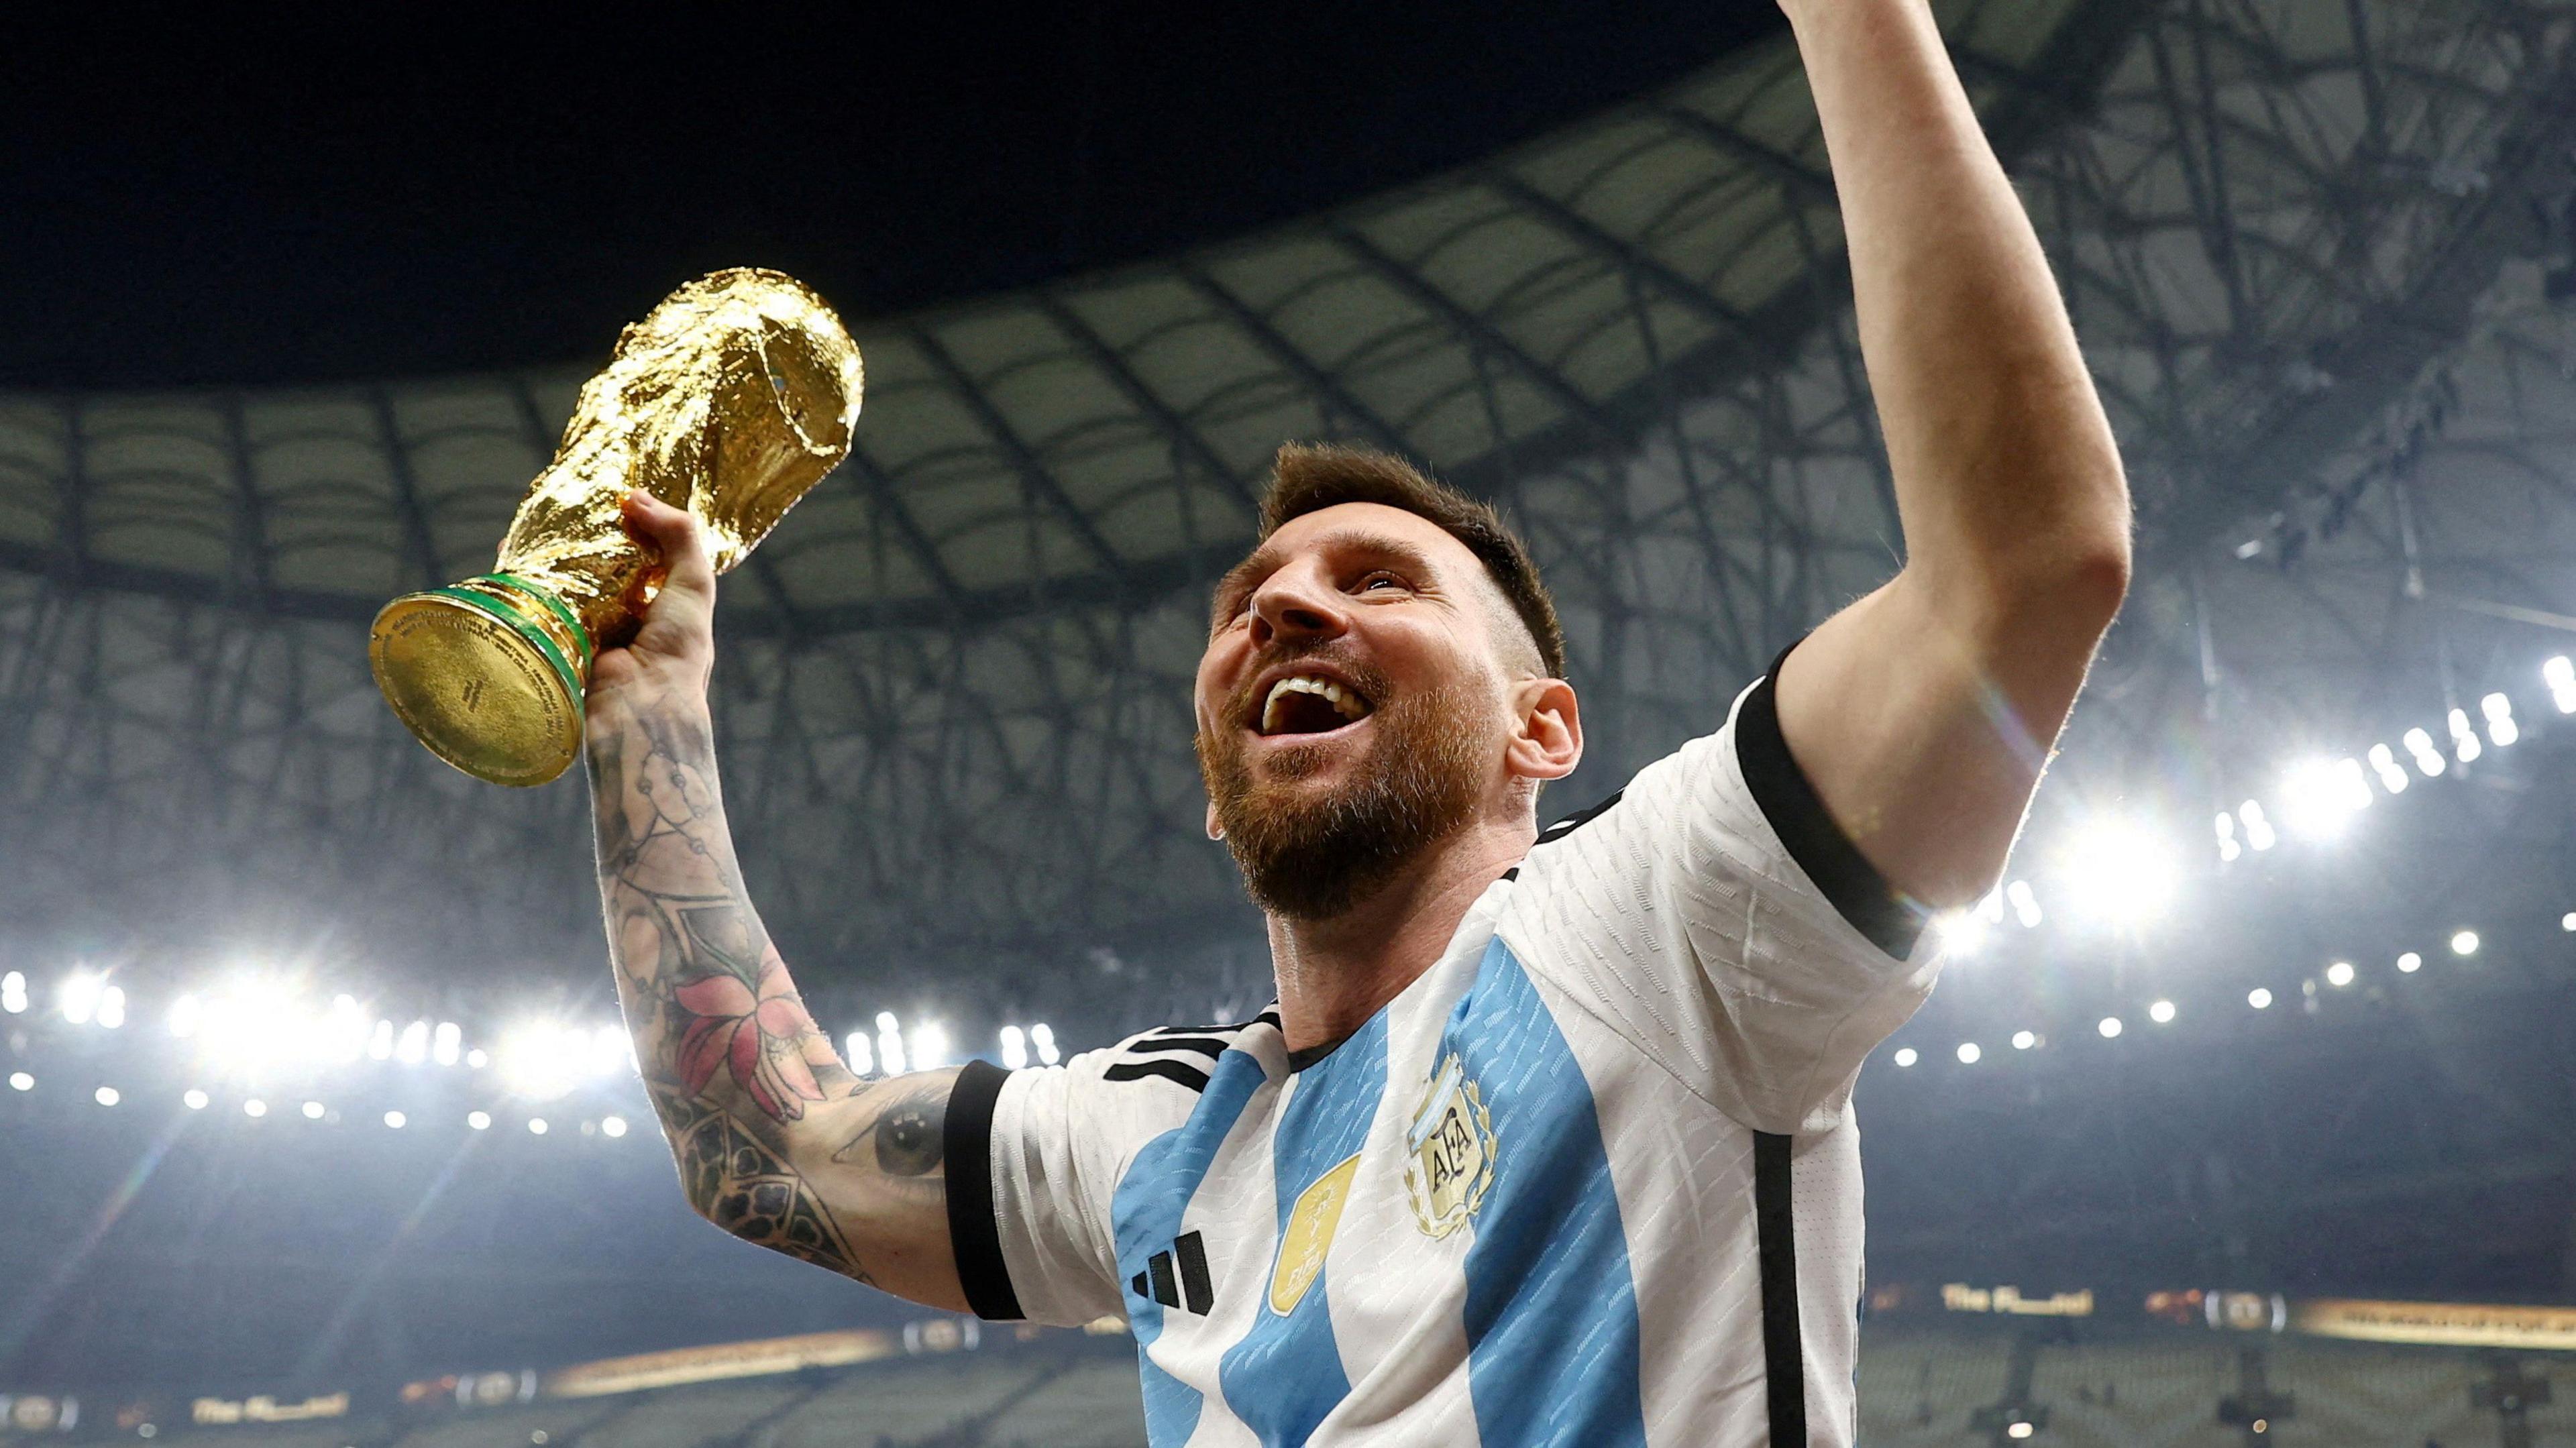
[{"left": 586, "top": 683, "right": 965, "bottom": 1306}]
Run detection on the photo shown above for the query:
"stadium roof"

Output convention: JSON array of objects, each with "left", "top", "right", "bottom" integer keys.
[{"left": 0, "top": 0, "right": 2571, "bottom": 1017}]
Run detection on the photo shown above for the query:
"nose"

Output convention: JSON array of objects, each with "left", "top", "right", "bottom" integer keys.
[{"left": 1248, "top": 563, "right": 1346, "bottom": 649}]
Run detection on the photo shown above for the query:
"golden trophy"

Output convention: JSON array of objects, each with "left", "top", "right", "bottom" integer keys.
[{"left": 368, "top": 268, "right": 863, "bottom": 787}]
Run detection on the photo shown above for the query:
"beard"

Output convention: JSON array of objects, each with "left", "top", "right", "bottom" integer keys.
[{"left": 1197, "top": 656, "right": 1495, "bottom": 921}]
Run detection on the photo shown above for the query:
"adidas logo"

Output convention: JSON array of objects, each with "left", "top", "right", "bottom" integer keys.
[{"left": 1129, "top": 1230, "right": 1213, "bottom": 1315}]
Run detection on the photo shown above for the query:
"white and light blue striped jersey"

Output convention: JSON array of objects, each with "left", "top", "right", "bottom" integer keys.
[{"left": 944, "top": 667, "right": 1940, "bottom": 1446}]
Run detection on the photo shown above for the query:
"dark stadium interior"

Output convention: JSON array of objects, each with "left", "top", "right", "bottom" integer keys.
[{"left": 6, "top": 0, "right": 2576, "bottom": 1443}]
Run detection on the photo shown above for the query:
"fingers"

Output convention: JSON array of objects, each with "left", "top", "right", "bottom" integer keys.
[{"left": 621, "top": 490, "right": 718, "bottom": 601}]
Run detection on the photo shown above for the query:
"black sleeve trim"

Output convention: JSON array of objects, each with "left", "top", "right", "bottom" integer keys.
[
  {"left": 943, "top": 1058, "right": 1024, "bottom": 1322},
  {"left": 1733, "top": 647, "right": 1926, "bottom": 959}
]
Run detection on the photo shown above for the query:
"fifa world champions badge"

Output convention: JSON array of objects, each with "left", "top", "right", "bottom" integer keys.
[{"left": 1403, "top": 1054, "right": 1496, "bottom": 1238}]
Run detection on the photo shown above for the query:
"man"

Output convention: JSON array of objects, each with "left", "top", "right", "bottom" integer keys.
[{"left": 583, "top": 0, "right": 2129, "bottom": 1441}]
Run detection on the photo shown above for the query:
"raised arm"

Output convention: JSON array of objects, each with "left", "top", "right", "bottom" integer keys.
[
  {"left": 1772, "top": 0, "right": 2132, "bottom": 908},
  {"left": 586, "top": 490, "right": 967, "bottom": 1309}
]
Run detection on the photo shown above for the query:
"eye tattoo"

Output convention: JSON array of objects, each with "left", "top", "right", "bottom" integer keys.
[{"left": 869, "top": 1091, "right": 945, "bottom": 1177}]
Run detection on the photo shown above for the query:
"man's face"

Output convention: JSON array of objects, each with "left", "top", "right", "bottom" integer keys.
[{"left": 1193, "top": 503, "right": 1523, "bottom": 920}]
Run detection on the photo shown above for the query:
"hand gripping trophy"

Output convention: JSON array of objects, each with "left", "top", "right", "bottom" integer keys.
[{"left": 369, "top": 268, "right": 863, "bottom": 786}]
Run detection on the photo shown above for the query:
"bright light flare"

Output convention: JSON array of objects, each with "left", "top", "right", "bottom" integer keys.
[
  {"left": 999, "top": 1025, "right": 1028, "bottom": 1070},
  {"left": 908, "top": 1022, "right": 951, "bottom": 1072},
  {"left": 97, "top": 987, "right": 125, "bottom": 1029},
  {"left": 1031, "top": 1023, "right": 1060, "bottom": 1066},
  {"left": 1955, "top": 1043, "right": 1982, "bottom": 1064},
  {"left": 467, "top": 1111, "right": 491, "bottom": 1131},
  {"left": 432, "top": 1021, "right": 462, "bottom": 1066},
  {"left": 2365, "top": 744, "right": 2409, "bottom": 795},
  {"left": 496, "top": 1022, "right": 604, "bottom": 1101},
  {"left": 2010, "top": 1030, "right": 2037, "bottom": 1050},
  {"left": 1892, "top": 1047, "right": 1919, "bottom": 1067},
  {"left": 2280, "top": 758, "right": 2371, "bottom": 838},
  {"left": 93, "top": 1086, "right": 119, "bottom": 1107},
  {"left": 302, "top": 1100, "right": 326, "bottom": 1120},
  {"left": 5, "top": 1072, "right": 29, "bottom": 1092},
  {"left": 876, "top": 1012, "right": 906, "bottom": 1076},
  {"left": 2324, "top": 960, "right": 2355, "bottom": 987},
  {"left": 396, "top": 1021, "right": 429, "bottom": 1065},
  {"left": 2247, "top": 988, "right": 2273, "bottom": 1010},
  {"left": 2148, "top": 999, "right": 2176, "bottom": 1024},
  {"left": 844, "top": 1032, "right": 874, "bottom": 1076},
  {"left": 2097, "top": 1017, "right": 2123, "bottom": 1039},
  {"left": 2006, "top": 881, "right": 2043, "bottom": 929},
  {"left": 59, "top": 972, "right": 102, "bottom": 1025},
  {"left": 2451, "top": 930, "right": 2480, "bottom": 956},
  {"left": 2057, "top": 820, "right": 2176, "bottom": 925},
  {"left": 243, "top": 1099, "right": 267, "bottom": 1118},
  {"left": 2398, "top": 952, "right": 2422, "bottom": 973},
  {"left": 382, "top": 1111, "right": 406, "bottom": 1129},
  {"left": 602, "top": 1115, "right": 628, "bottom": 1138},
  {"left": 1933, "top": 909, "right": 1988, "bottom": 956},
  {"left": 182, "top": 1089, "right": 208, "bottom": 1110},
  {"left": 0, "top": 971, "right": 23, "bottom": 1015}
]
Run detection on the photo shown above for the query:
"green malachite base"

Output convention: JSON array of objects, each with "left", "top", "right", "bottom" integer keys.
[{"left": 369, "top": 574, "right": 596, "bottom": 787}]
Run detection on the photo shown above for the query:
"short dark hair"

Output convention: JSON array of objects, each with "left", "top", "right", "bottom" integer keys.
[{"left": 1256, "top": 443, "right": 1566, "bottom": 680}]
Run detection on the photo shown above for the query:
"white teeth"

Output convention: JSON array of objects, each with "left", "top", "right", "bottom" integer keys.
[{"left": 1259, "top": 674, "right": 1373, "bottom": 733}]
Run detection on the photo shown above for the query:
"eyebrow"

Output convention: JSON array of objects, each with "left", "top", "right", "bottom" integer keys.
[{"left": 1209, "top": 529, "right": 1441, "bottom": 624}]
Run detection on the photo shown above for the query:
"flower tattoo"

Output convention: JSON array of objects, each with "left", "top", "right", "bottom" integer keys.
[{"left": 674, "top": 958, "right": 825, "bottom": 1121}]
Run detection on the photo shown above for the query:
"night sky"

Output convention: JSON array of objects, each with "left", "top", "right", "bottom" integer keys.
[{"left": 1, "top": 4, "right": 1784, "bottom": 389}]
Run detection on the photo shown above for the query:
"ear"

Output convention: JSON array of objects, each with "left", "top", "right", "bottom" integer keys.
[
  {"left": 1205, "top": 799, "right": 1226, "bottom": 842},
  {"left": 1502, "top": 678, "right": 1582, "bottom": 783}
]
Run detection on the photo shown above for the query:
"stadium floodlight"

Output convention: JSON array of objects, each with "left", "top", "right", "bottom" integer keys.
[
  {"left": 2481, "top": 692, "right": 2518, "bottom": 746},
  {"left": 2447, "top": 708, "right": 2482, "bottom": 764},
  {"left": 602, "top": 1115, "right": 628, "bottom": 1138},
  {"left": 2010, "top": 1030, "right": 2037, "bottom": 1051},
  {"left": 368, "top": 1019, "right": 394, "bottom": 1061},
  {"left": 0, "top": 971, "right": 23, "bottom": 1014},
  {"left": 97, "top": 987, "right": 125, "bottom": 1029},
  {"left": 2365, "top": 744, "right": 2410, "bottom": 795},
  {"left": 590, "top": 1025, "right": 631, "bottom": 1076},
  {"left": 528, "top": 1117, "right": 549, "bottom": 1135},
  {"left": 877, "top": 1014, "right": 908, "bottom": 1076},
  {"left": 2398, "top": 952, "right": 2422, "bottom": 973},
  {"left": 302, "top": 1101, "right": 325, "bottom": 1119},
  {"left": 1933, "top": 908, "right": 1988, "bottom": 956},
  {"left": 5, "top": 1072, "right": 28, "bottom": 1092},
  {"left": 466, "top": 1049, "right": 489, "bottom": 1069},
  {"left": 2238, "top": 800, "right": 2276, "bottom": 851},
  {"left": 168, "top": 993, "right": 200, "bottom": 1038},
  {"left": 2096, "top": 1017, "right": 2123, "bottom": 1039},
  {"left": 244, "top": 1098, "right": 267, "bottom": 1117},
  {"left": 1031, "top": 1023, "right": 1060, "bottom": 1066},
  {"left": 2324, "top": 960, "right": 2355, "bottom": 988},
  {"left": 93, "top": 1086, "right": 119, "bottom": 1107},
  {"left": 2450, "top": 930, "right": 2480, "bottom": 956},
  {"left": 2058, "top": 818, "right": 2176, "bottom": 925},
  {"left": 383, "top": 1111, "right": 406, "bottom": 1129},
  {"left": 59, "top": 972, "right": 101, "bottom": 1025},
  {"left": 2247, "top": 988, "right": 2273, "bottom": 1010},
  {"left": 2213, "top": 812, "right": 2241, "bottom": 862},
  {"left": 2401, "top": 728, "right": 2447, "bottom": 778},
  {"left": 2006, "top": 881, "right": 2043, "bottom": 929},
  {"left": 2548, "top": 657, "right": 2576, "bottom": 713},
  {"left": 1892, "top": 1047, "right": 1919, "bottom": 1067},
  {"left": 183, "top": 1089, "right": 208, "bottom": 1110},
  {"left": 1955, "top": 1043, "right": 1982, "bottom": 1064},
  {"left": 908, "top": 1023, "right": 951, "bottom": 1072},
  {"left": 2007, "top": 1422, "right": 2035, "bottom": 1441},
  {"left": 396, "top": 1021, "right": 429, "bottom": 1065},
  {"left": 2148, "top": 999, "right": 2176, "bottom": 1024},
  {"left": 1000, "top": 1025, "right": 1028, "bottom": 1070},
  {"left": 468, "top": 1111, "right": 491, "bottom": 1130},
  {"left": 844, "top": 1032, "right": 874, "bottom": 1076},
  {"left": 433, "top": 1021, "right": 462, "bottom": 1066}
]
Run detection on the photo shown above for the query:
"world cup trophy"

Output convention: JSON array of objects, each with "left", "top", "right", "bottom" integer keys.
[{"left": 369, "top": 268, "right": 863, "bottom": 787}]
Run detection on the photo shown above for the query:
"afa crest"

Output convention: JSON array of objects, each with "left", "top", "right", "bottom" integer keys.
[{"left": 1403, "top": 1054, "right": 1497, "bottom": 1238}]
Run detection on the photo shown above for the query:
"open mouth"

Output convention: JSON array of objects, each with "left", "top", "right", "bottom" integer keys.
[{"left": 1252, "top": 673, "right": 1376, "bottom": 736}]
